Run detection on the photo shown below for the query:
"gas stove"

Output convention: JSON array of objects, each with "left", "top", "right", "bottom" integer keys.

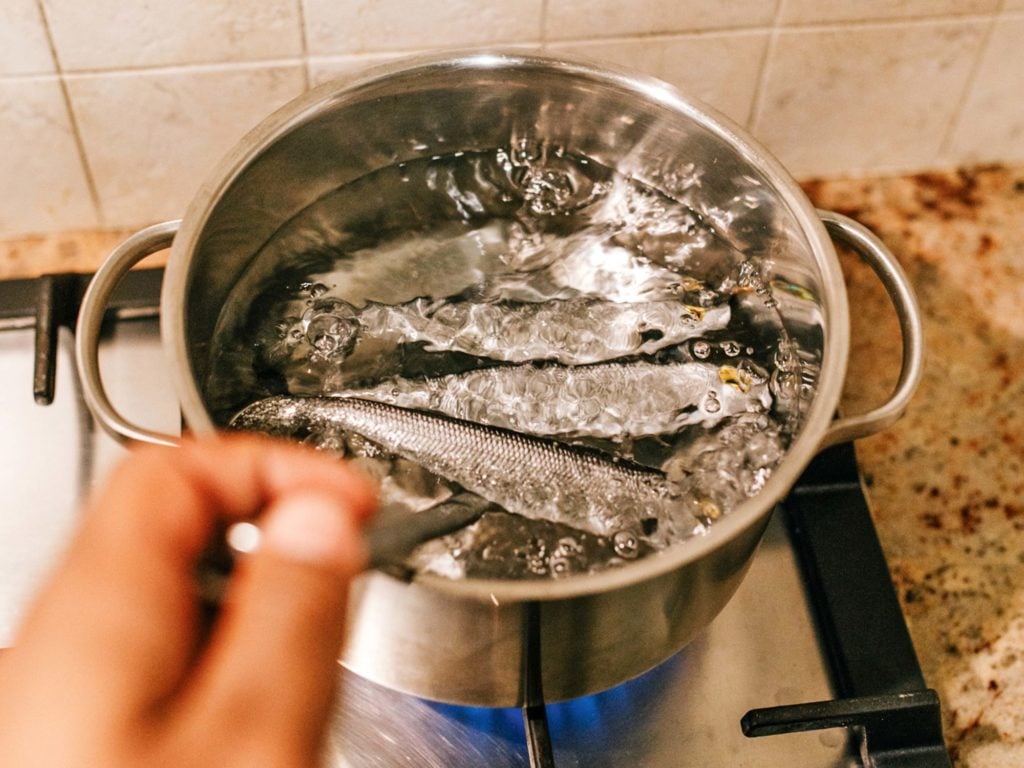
[{"left": 0, "top": 268, "right": 951, "bottom": 767}]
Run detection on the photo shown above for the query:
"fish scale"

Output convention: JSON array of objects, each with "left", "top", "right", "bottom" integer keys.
[{"left": 230, "top": 396, "right": 705, "bottom": 545}]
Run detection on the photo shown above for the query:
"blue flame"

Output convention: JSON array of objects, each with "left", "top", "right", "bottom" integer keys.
[
  {"left": 424, "top": 652, "right": 684, "bottom": 748},
  {"left": 427, "top": 700, "right": 526, "bottom": 744}
]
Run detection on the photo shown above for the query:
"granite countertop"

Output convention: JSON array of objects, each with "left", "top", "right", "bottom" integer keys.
[
  {"left": 2, "top": 165, "right": 1022, "bottom": 765},
  {"left": 805, "top": 166, "right": 1024, "bottom": 767}
]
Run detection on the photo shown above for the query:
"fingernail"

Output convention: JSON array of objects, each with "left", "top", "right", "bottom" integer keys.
[{"left": 262, "top": 491, "right": 367, "bottom": 570}]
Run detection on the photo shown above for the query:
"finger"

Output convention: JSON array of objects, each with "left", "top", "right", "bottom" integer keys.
[
  {"left": 181, "top": 489, "right": 367, "bottom": 759},
  {"left": 10, "top": 435, "right": 376, "bottom": 718}
]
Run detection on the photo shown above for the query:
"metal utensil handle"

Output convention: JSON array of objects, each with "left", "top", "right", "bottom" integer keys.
[
  {"left": 818, "top": 209, "right": 924, "bottom": 449},
  {"left": 75, "top": 220, "right": 181, "bottom": 447}
]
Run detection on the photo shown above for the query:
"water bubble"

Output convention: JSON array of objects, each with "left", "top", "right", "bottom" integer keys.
[
  {"left": 555, "top": 536, "right": 582, "bottom": 557},
  {"left": 303, "top": 302, "right": 359, "bottom": 361},
  {"left": 275, "top": 317, "right": 300, "bottom": 340},
  {"left": 704, "top": 394, "right": 722, "bottom": 413},
  {"left": 523, "top": 168, "right": 575, "bottom": 215},
  {"left": 612, "top": 530, "right": 640, "bottom": 559},
  {"left": 721, "top": 340, "right": 741, "bottom": 357},
  {"left": 312, "top": 332, "right": 337, "bottom": 353},
  {"left": 692, "top": 340, "right": 712, "bottom": 359}
]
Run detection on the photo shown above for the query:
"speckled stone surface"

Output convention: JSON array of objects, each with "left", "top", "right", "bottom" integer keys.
[
  {"left": 3, "top": 165, "right": 1023, "bottom": 764},
  {"left": 804, "top": 166, "right": 1024, "bottom": 767},
  {"left": 0, "top": 228, "right": 152, "bottom": 279}
]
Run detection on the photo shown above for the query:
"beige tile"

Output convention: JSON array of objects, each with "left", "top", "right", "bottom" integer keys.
[
  {"left": 550, "top": 31, "right": 770, "bottom": 126},
  {"left": 0, "top": 77, "right": 96, "bottom": 237},
  {"left": 308, "top": 46, "right": 545, "bottom": 88},
  {"left": 67, "top": 64, "right": 305, "bottom": 228},
  {"left": 0, "top": 0, "right": 55, "bottom": 74},
  {"left": 780, "top": 0, "right": 998, "bottom": 24},
  {"left": 545, "top": 0, "right": 777, "bottom": 40},
  {"left": 308, "top": 51, "right": 432, "bottom": 88},
  {"left": 303, "top": 0, "right": 543, "bottom": 55},
  {"left": 945, "top": 18, "right": 1024, "bottom": 165},
  {"left": 752, "top": 21, "right": 987, "bottom": 178},
  {"left": 42, "top": 0, "right": 303, "bottom": 70},
  {"left": 1001, "top": 1, "right": 1024, "bottom": 11}
]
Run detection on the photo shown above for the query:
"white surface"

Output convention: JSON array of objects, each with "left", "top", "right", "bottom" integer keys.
[
  {"left": 0, "top": 0, "right": 55, "bottom": 75},
  {"left": 945, "top": 16, "right": 1024, "bottom": 165},
  {"left": 550, "top": 30, "right": 770, "bottom": 126},
  {"left": 41, "top": 0, "right": 303, "bottom": 70},
  {"left": 751, "top": 19, "right": 988, "bottom": 177},
  {"left": 780, "top": 0, "right": 998, "bottom": 24},
  {"left": 0, "top": 77, "right": 97, "bottom": 237},
  {"left": 66, "top": 63, "right": 305, "bottom": 227},
  {"left": 544, "top": 0, "right": 777, "bottom": 39},
  {"left": 302, "top": 0, "right": 544, "bottom": 55},
  {"left": 0, "top": 320, "right": 178, "bottom": 646}
]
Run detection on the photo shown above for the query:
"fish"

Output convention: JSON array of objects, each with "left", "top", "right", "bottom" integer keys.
[
  {"left": 230, "top": 396, "right": 705, "bottom": 545},
  {"left": 359, "top": 296, "right": 730, "bottom": 365},
  {"left": 336, "top": 360, "right": 772, "bottom": 439}
]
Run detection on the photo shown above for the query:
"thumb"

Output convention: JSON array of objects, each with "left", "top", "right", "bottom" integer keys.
[{"left": 187, "top": 489, "right": 368, "bottom": 759}]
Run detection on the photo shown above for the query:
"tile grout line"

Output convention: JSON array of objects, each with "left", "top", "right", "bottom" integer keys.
[
  {"left": 57, "top": 57, "right": 308, "bottom": 80},
  {"left": 296, "top": 0, "right": 312, "bottom": 91},
  {"left": 34, "top": 0, "right": 106, "bottom": 228},
  {"left": 542, "top": 10, "right": 1006, "bottom": 45},
  {"left": 745, "top": 0, "right": 786, "bottom": 133},
  {"left": 936, "top": 7, "right": 1002, "bottom": 158},
  {"left": 546, "top": 25, "right": 773, "bottom": 48}
]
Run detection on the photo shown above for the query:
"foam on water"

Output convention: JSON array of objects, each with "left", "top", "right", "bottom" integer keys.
[{"left": 209, "top": 144, "right": 823, "bottom": 580}]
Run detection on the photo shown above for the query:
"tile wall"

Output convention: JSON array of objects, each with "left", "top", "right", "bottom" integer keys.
[{"left": 1, "top": 0, "right": 1022, "bottom": 237}]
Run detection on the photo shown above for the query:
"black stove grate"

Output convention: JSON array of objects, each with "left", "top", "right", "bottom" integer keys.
[{"left": 0, "top": 268, "right": 162, "bottom": 404}]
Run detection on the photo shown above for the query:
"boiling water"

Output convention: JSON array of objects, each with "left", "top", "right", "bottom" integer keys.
[{"left": 208, "top": 143, "right": 822, "bottom": 579}]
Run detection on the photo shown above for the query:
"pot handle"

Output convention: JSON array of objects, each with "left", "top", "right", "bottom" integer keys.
[
  {"left": 817, "top": 209, "right": 924, "bottom": 449},
  {"left": 75, "top": 220, "right": 182, "bottom": 448}
]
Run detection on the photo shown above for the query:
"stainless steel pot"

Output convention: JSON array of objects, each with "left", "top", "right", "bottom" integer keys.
[{"left": 75, "top": 51, "right": 923, "bottom": 707}]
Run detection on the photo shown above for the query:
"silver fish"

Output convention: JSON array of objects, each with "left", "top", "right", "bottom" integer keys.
[
  {"left": 230, "top": 396, "right": 704, "bottom": 545},
  {"left": 360, "top": 297, "right": 730, "bottom": 365},
  {"left": 338, "top": 361, "right": 772, "bottom": 439}
]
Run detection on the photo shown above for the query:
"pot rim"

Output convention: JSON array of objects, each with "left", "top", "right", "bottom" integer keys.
[{"left": 162, "top": 49, "right": 849, "bottom": 604}]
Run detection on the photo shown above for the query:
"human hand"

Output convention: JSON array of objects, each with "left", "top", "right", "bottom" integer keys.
[{"left": 0, "top": 435, "right": 377, "bottom": 768}]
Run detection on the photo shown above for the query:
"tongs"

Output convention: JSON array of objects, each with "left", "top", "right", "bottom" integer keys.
[{"left": 197, "top": 492, "right": 488, "bottom": 602}]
